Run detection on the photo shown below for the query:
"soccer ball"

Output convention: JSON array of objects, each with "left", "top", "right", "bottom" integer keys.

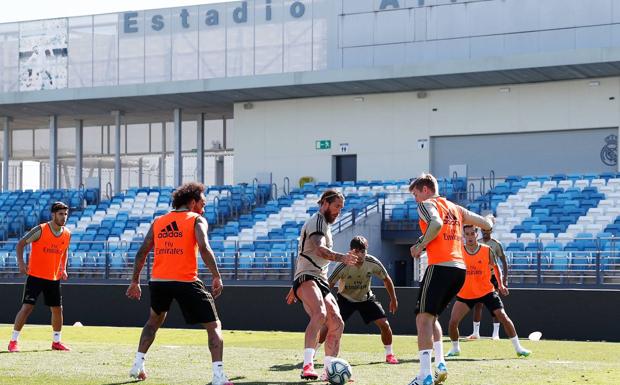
[{"left": 326, "top": 358, "right": 352, "bottom": 385}]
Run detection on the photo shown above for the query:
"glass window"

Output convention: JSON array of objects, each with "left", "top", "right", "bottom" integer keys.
[
  {"left": 19, "top": 19, "right": 68, "bottom": 91},
  {"left": 255, "top": 0, "right": 283, "bottom": 75},
  {"left": 204, "top": 119, "right": 224, "bottom": 150},
  {"left": 68, "top": 16, "right": 93, "bottom": 88},
  {"left": 103, "top": 125, "right": 111, "bottom": 154},
  {"left": 284, "top": 0, "right": 312, "bottom": 72},
  {"left": 58, "top": 127, "right": 76, "bottom": 157},
  {"left": 83, "top": 125, "right": 102, "bottom": 155},
  {"left": 150, "top": 122, "right": 163, "bottom": 152},
  {"left": 199, "top": 3, "right": 226, "bottom": 79},
  {"left": 224, "top": 118, "right": 233, "bottom": 149},
  {"left": 12, "top": 129, "right": 33, "bottom": 158},
  {"left": 224, "top": 154, "right": 234, "bottom": 184},
  {"left": 226, "top": 1, "right": 255, "bottom": 77},
  {"left": 182, "top": 120, "right": 197, "bottom": 151},
  {"left": 0, "top": 23, "right": 19, "bottom": 92},
  {"left": 93, "top": 14, "right": 118, "bottom": 86},
  {"left": 145, "top": 9, "right": 172, "bottom": 83},
  {"left": 118, "top": 11, "right": 145, "bottom": 84},
  {"left": 313, "top": 0, "right": 329, "bottom": 71},
  {"left": 34, "top": 128, "right": 50, "bottom": 157},
  {"left": 126, "top": 123, "right": 150, "bottom": 154},
  {"left": 171, "top": 6, "right": 199, "bottom": 81},
  {"left": 165, "top": 121, "right": 174, "bottom": 153}
]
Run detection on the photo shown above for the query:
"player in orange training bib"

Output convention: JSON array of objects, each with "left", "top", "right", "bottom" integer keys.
[
  {"left": 446, "top": 225, "right": 531, "bottom": 358},
  {"left": 8, "top": 201, "right": 71, "bottom": 353}
]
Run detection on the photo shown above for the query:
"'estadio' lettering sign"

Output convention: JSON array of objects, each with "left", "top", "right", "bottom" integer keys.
[{"left": 123, "top": 0, "right": 308, "bottom": 33}]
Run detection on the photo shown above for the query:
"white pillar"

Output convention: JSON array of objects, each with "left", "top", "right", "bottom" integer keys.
[
  {"left": 75, "top": 119, "right": 83, "bottom": 188},
  {"left": 49, "top": 115, "right": 58, "bottom": 189},
  {"left": 112, "top": 111, "right": 123, "bottom": 195},
  {"left": 197, "top": 113, "right": 205, "bottom": 184},
  {"left": 173, "top": 108, "right": 182, "bottom": 186}
]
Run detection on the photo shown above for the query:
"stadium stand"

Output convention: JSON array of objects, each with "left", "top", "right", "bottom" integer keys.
[
  {"left": 381, "top": 173, "right": 620, "bottom": 285},
  {"left": 1, "top": 175, "right": 619, "bottom": 285}
]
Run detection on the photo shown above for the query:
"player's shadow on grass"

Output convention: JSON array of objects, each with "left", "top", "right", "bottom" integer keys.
[
  {"left": 361, "top": 358, "right": 419, "bottom": 365},
  {"left": 269, "top": 363, "right": 303, "bottom": 371},
  {"left": 234, "top": 381, "right": 322, "bottom": 385},
  {"left": 445, "top": 357, "right": 512, "bottom": 362},
  {"left": 0, "top": 349, "right": 50, "bottom": 354},
  {"left": 212, "top": 377, "right": 314, "bottom": 385},
  {"left": 100, "top": 381, "right": 144, "bottom": 385}
]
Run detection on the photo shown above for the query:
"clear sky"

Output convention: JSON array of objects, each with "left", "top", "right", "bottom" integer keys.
[{"left": 0, "top": 0, "right": 227, "bottom": 23}]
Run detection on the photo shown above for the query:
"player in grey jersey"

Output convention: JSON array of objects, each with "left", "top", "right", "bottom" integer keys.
[
  {"left": 286, "top": 189, "right": 359, "bottom": 380},
  {"left": 318, "top": 236, "right": 400, "bottom": 364}
]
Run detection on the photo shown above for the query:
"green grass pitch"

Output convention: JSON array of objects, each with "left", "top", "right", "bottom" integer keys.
[{"left": 0, "top": 325, "right": 618, "bottom": 385}]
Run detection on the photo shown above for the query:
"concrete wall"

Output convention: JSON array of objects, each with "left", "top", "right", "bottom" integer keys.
[
  {"left": 1, "top": 283, "right": 618, "bottom": 342},
  {"left": 234, "top": 77, "right": 620, "bottom": 184},
  {"left": 431, "top": 127, "right": 618, "bottom": 177}
]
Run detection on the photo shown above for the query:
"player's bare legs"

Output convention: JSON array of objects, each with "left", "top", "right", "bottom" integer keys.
[
  {"left": 130, "top": 309, "right": 166, "bottom": 380},
  {"left": 447, "top": 301, "right": 470, "bottom": 356},
  {"left": 297, "top": 281, "right": 328, "bottom": 379},
  {"left": 374, "top": 318, "right": 398, "bottom": 364},
  {"left": 492, "top": 308, "right": 530, "bottom": 357}
]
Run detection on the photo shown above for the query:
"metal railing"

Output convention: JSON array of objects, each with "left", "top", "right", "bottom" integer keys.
[
  {"left": 332, "top": 198, "right": 380, "bottom": 234},
  {"left": 0, "top": 240, "right": 297, "bottom": 282}
]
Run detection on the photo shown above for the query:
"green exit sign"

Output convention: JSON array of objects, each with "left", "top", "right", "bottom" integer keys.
[{"left": 315, "top": 140, "right": 331, "bottom": 150}]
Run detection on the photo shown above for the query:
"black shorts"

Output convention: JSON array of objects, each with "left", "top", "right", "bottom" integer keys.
[
  {"left": 490, "top": 274, "right": 499, "bottom": 290},
  {"left": 22, "top": 275, "right": 62, "bottom": 307},
  {"left": 149, "top": 280, "right": 219, "bottom": 324},
  {"left": 293, "top": 274, "right": 331, "bottom": 302},
  {"left": 415, "top": 265, "right": 466, "bottom": 316},
  {"left": 456, "top": 291, "right": 504, "bottom": 316},
  {"left": 337, "top": 294, "right": 386, "bottom": 324}
]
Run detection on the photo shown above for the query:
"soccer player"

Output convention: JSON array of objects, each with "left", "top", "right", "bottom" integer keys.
[
  {"left": 7, "top": 201, "right": 71, "bottom": 353},
  {"left": 407, "top": 173, "right": 493, "bottom": 385},
  {"left": 446, "top": 225, "right": 531, "bottom": 358},
  {"left": 285, "top": 189, "right": 359, "bottom": 380},
  {"left": 468, "top": 228, "right": 508, "bottom": 340},
  {"left": 126, "top": 182, "right": 233, "bottom": 385},
  {"left": 318, "top": 235, "right": 400, "bottom": 364}
]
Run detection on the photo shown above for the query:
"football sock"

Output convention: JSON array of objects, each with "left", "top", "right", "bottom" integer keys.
[
  {"left": 53, "top": 331, "right": 61, "bottom": 343},
  {"left": 303, "top": 348, "right": 315, "bottom": 366},
  {"left": 384, "top": 345, "right": 393, "bottom": 355},
  {"left": 212, "top": 361, "right": 224, "bottom": 376},
  {"left": 472, "top": 322, "right": 480, "bottom": 336},
  {"left": 492, "top": 323, "right": 500, "bottom": 338},
  {"left": 324, "top": 356, "right": 335, "bottom": 370},
  {"left": 133, "top": 352, "right": 146, "bottom": 368},
  {"left": 510, "top": 336, "right": 523, "bottom": 352},
  {"left": 418, "top": 349, "right": 433, "bottom": 378},
  {"left": 11, "top": 330, "right": 20, "bottom": 342},
  {"left": 451, "top": 340, "right": 460, "bottom": 352},
  {"left": 433, "top": 341, "right": 446, "bottom": 366}
]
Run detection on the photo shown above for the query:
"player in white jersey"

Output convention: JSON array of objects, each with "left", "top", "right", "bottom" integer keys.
[{"left": 286, "top": 190, "right": 359, "bottom": 380}]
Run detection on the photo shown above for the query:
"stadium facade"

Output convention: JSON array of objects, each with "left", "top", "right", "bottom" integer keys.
[{"left": 1, "top": 0, "right": 620, "bottom": 193}]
